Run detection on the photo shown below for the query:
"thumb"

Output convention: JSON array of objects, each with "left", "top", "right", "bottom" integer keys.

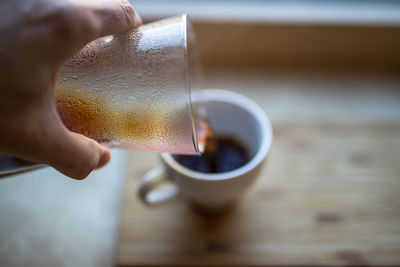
[
  {"left": 31, "top": 120, "right": 111, "bottom": 179},
  {"left": 7, "top": 116, "right": 111, "bottom": 180},
  {"left": 43, "top": 127, "right": 111, "bottom": 179}
]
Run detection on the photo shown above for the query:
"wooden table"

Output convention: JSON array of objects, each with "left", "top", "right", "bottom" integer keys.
[{"left": 117, "top": 72, "right": 400, "bottom": 266}]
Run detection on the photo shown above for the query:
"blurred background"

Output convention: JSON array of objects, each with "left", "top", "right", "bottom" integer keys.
[
  {"left": 1, "top": 0, "right": 400, "bottom": 266},
  {"left": 136, "top": 0, "right": 400, "bottom": 72}
]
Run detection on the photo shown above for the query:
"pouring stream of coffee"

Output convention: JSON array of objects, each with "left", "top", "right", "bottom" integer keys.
[{"left": 196, "top": 106, "right": 218, "bottom": 158}]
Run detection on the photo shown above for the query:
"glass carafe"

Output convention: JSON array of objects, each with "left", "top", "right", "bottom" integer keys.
[{"left": 56, "top": 14, "right": 203, "bottom": 154}]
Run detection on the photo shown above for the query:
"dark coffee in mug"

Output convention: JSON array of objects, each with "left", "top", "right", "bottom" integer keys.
[{"left": 174, "top": 136, "right": 250, "bottom": 173}]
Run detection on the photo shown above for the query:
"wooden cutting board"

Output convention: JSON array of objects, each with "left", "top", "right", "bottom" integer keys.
[{"left": 116, "top": 73, "right": 400, "bottom": 266}]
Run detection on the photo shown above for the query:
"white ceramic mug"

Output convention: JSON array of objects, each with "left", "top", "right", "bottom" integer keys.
[{"left": 138, "top": 89, "right": 273, "bottom": 211}]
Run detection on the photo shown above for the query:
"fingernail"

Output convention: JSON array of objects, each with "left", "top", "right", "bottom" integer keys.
[{"left": 96, "top": 149, "right": 110, "bottom": 169}]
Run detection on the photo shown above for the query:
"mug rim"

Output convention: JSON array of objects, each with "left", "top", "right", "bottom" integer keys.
[{"left": 161, "top": 89, "right": 273, "bottom": 181}]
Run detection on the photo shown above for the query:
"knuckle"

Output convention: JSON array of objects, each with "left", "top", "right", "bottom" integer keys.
[
  {"left": 51, "top": 4, "right": 77, "bottom": 35},
  {"left": 70, "top": 167, "right": 92, "bottom": 180},
  {"left": 67, "top": 158, "right": 96, "bottom": 180},
  {"left": 120, "top": 0, "right": 136, "bottom": 24},
  {"left": 67, "top": 143, "right": 99, "bottom": 180},
  {"left": 100, "top": 0, "right": 135, "bottom": 27},
  {"left": 50, "top": 4, "right": 96, "bottom": 40}
]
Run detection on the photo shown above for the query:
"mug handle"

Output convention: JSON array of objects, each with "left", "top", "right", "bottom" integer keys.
[{"left": 138, "top": 166, "right": 180, "bottom": 205}]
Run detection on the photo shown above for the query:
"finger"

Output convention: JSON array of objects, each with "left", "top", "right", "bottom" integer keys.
[
  {"left": 27, "top": 0, "right": 142, "bottom": 65},
  {"left": 42, "top": 127, "right": 111, "bottom": 179},
  {"left": 71, "top": 0, "right": 142, "bottom": 40},
  {"left": 4, "top": 102, "right": 111, "bottom": 179}
]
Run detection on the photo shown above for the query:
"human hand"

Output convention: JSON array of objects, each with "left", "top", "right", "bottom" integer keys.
[{"left": 0, "top": 0, "right": 142, "bottom": 179}]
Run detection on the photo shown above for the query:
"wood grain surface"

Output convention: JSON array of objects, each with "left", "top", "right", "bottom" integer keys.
[{"left": 117, "top": 72, "right": 400, "bottom": 266}]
